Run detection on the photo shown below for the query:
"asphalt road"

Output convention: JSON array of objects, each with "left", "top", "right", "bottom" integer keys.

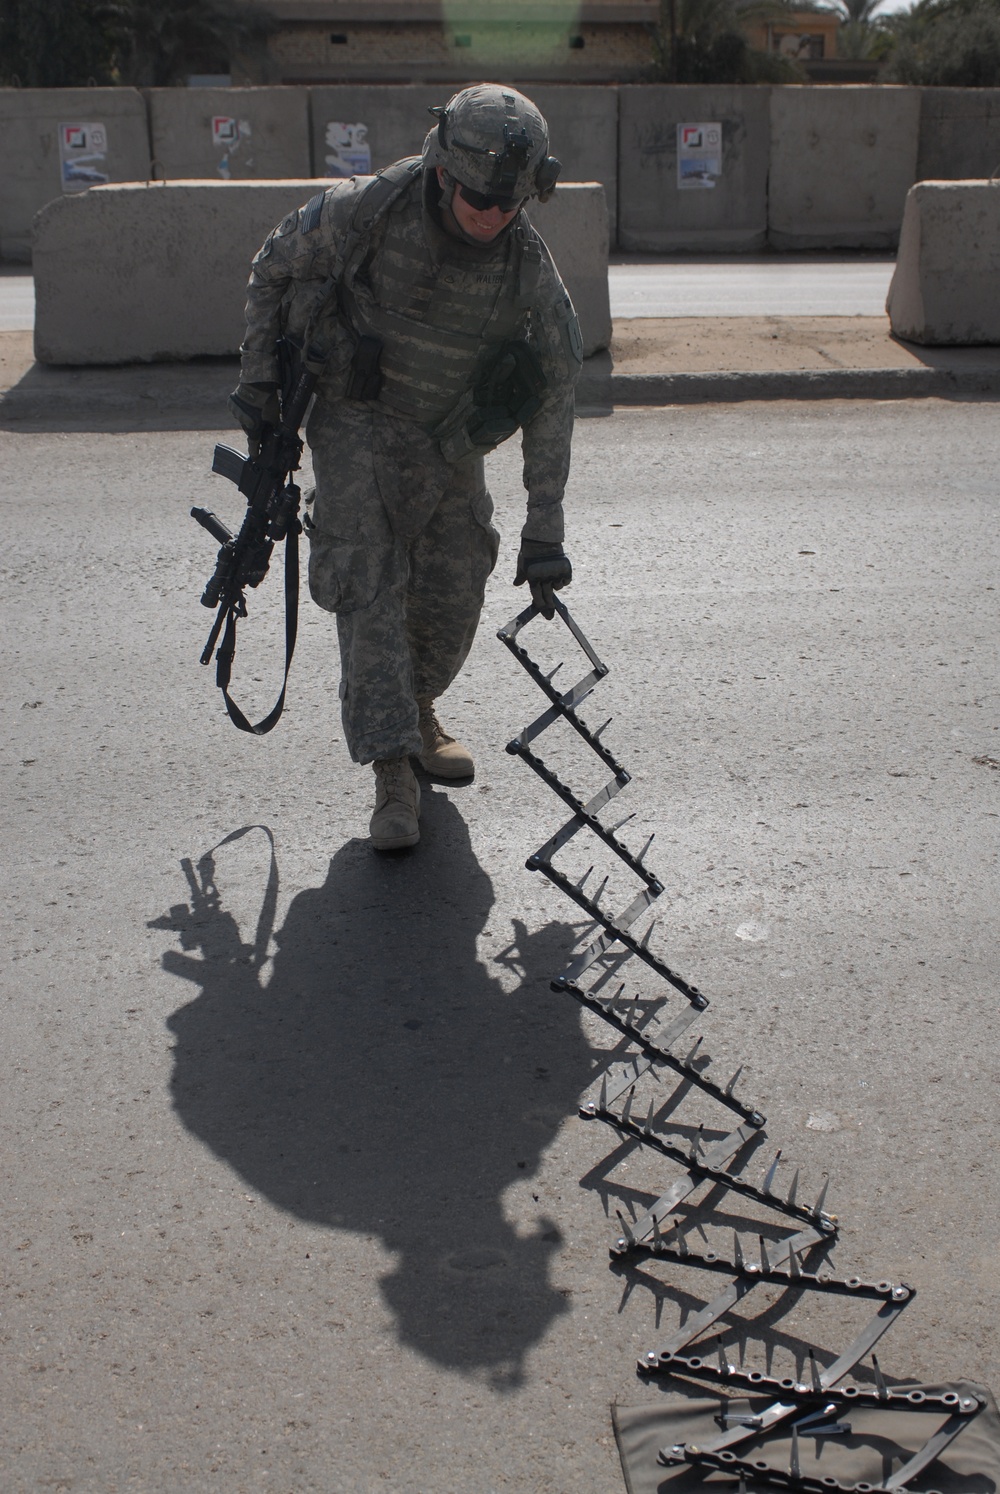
[
  {"left": 0, "top": 257, "right": 895, "bottom": 330},
  {"left": 2, "top": 400, "right": 998, "bottom": 1492}
]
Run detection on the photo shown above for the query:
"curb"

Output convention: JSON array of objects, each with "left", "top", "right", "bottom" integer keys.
[
  {"left": 4, "top": 352, "right": 1000, "bottom": 429},
  {"left": 573, "top": 354, "right": 1000, "bottom": 409}
]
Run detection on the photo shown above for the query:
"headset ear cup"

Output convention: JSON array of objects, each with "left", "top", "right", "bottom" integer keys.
[{"left": 536, "top": 155, "right": 561, "bottom": 198}]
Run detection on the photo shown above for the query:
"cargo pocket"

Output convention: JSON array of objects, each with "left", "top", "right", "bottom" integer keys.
[{"left": 304, "top": 484, "right": 392, "bottom": 616}]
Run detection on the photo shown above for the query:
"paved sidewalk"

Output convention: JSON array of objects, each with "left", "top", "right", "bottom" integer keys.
[{"left": 4, "top": 318, "right": 1000, "bottom": 427}]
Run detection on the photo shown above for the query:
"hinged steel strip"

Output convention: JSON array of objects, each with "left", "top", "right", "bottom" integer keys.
[
  {"left": 678, "top": 1404, "right": 982, "bottom": 1494},
  {"left": 514, "top": 750, "right": 661, "bottom": 889},
  {"left": 567, "top": 978, "right": 765, "bottom": 1128},
  {"left": 626, "top": 1243, "right": 911, "bottom": 1303},
  {"left": 594, "top": 1105, "right": 838, "bottom": 1239},
  {"left": 645, "top": 1355, "right": 978, "bottom": 1418},
  {"left": 663, "top": 1299, "right": 916, "bottom": 1463},
  {"left": 637, "top": 1225, "right": 825, "bottom": 1370},
  {"left": 619, "top": 1121, "right": 767, "bottom": 1253},
  {"left": 533, "top": 858, "right": 709, "bottom": 1009}
]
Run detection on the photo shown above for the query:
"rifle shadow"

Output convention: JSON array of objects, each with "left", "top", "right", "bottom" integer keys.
[{"left": 151, "top": 791, "right": 593, "bottom": 1387}]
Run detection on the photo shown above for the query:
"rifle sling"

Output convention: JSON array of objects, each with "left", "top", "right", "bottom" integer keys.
[{"left": 213, "top": 525, "right": 299, "bottom": 736}]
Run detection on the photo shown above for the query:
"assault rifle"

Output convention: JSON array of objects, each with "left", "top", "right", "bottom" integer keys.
[{"left": 191, "top": 340, "right": 326, "bottom": 734}]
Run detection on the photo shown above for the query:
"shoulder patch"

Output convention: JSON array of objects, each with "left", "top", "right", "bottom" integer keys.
[{"left": 301, "top": 192, "right": 326, "bottom": 235}]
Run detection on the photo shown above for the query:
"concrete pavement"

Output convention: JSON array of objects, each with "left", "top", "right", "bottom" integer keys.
[{"left": 2, "top": 401, "right": 999, "bottom": 1491}]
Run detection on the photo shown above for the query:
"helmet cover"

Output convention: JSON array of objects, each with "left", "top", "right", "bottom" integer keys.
[{"left": 422, "top": 84, "right": 559, "bottom": 202}]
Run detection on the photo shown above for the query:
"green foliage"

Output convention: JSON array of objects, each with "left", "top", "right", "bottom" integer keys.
[
  {"left": 0, "top": 0, "right": 126, "bottom": 86},
  {"left": 0, "top": 0, "right": 274, "bottom": 88},
  {"left": 881, "top": 0, "right": 1000, "bottom": 84},
  {"left": 653, "top": 0, "right": 804, "bottom": 80}
]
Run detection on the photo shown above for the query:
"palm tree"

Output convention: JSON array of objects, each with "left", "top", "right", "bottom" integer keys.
[{"left": 656, "top": 0, "right": 804, "bottom": 81}]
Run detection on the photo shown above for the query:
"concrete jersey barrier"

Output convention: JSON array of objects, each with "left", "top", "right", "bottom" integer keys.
[
  {"left": 769, "top": 85, "right": 920, "bottom": 250},
  {"left": 617, "top": 84, "right": 770, "bottom": 253},
  {"left": 32, "top": 179, "right": 610, "bottom": 366},
  {"left": 0, "top": 87, "right": 150, "bottom": 263},
  {"left": 886, "top": 179, "right": 1000, "bottom": 345},
  {"left": 916, "top": 88, "right": 1000, "bottom": 181},
  {"left": 146, "top": 87, "right": 311, "bottom": 181}
]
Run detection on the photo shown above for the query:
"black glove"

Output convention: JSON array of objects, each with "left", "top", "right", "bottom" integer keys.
[
  {"left": 228, "top": 381, "right": 280, "bottom": 459},
  {"left": 514, "top": 539, "right": 572, "bottom": 620}
]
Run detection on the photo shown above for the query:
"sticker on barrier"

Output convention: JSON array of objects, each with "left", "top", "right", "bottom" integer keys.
[
  {"left": 677, "top": 121, "right": 722, "bottom": 190},
  {"left": 59, "top": 122, "right": 109, "bottom": 192}
]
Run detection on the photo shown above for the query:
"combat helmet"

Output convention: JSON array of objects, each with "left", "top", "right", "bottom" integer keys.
[{"left": 422, "top": 84, "right": 561, "bottom": 205}]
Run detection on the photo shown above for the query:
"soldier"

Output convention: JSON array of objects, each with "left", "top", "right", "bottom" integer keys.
[{"left": 229, "top": 84, "right": 582, "bottom": 850}]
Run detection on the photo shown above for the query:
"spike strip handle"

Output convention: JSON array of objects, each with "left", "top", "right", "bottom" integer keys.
[{"left": 564, "top": 979, "right": 765, "bottom": 1127}]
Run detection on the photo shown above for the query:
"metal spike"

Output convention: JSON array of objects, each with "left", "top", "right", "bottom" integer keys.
[
  {"left": 611, "top": 982, "right": 627, "bottom": 1006},
  {"left": 594, "top": 874, "right": 609, "bottom": 904},
  {"left": 787, "top": 1168, "right": 800, "bottom": 1208},
  {"left": 611, "top": 811, "right": 636, "bottom": 834},
  {"left": 691, "top": 1123, "right": 705, "bottom": 1159},
  {"left": 788, "top": 1247, "right": 802, "bottom": 1280},
  {"left": 677, "top": 1230, "right": 689, "bottom": 1257},
  {"left": 724, "top": 1064, "right": 744, "bottom": 1096},
  {"left": 812, "top": 1174, "right": 830, "bottom": 1218},
  {"left": 615, "top": 1209, "right": 635, "bottom": 1244},
  {"left": 652, "top": 1213, "right": 663, "bottom": 1245},
  {"left": 733, "top": 1232, "right": 745, "bottom": 1269},
  {"left": 622, "top": 1087, "right": 635, "bottom": 1124},
  {"left": 637, "top": 833, "right": 655, "bottom": 864},
  {"left": 577, "top": 864, "right": 594, "bottom": 889},
  {"left": 684, "top": 1035, "right": 704, "bottom": 1065},
  {"left": 763, "top": 1149, "right": 783, "bottom": 1195},
  {"left": 759, "top": 1235, "right": 770, "bottom": 1272},
  {"left": 624, "top": 998, "right": 640, "bottom": 1030},
  {"left": 599, "top": 1074, "right": 608, "bottom": 1111},
  {"left": 718, "top": 1342, "right": 731, "bottom": 1374},
  {"left": 593, "top": 716, "right": 613, "bottom": 739},
  {"left": 545, "top": 661, "right": 564, "bottom": 681},
  {"left": 640, "top": 920, "right": 655, "bottom": 948},
  {"left": 644, "top": 1098, "right": 656, "bottom": 1134},
  {"left": 790, "top": 1427, "right": 801, "bottom": 1480},
  {"left": 809, "top": 1348, "right": 822, "bottom": 1394},
  {"left": 872, "top": 1354, "right": 888, "bottom": 1401}
]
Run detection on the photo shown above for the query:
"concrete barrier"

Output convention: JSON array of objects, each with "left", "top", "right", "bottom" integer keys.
[
  {"left": 33, "top": 179, "right": 609, "bottom": 365},
  {"left": 307, "top": 83, "right": 619, "bottom": 238},
  {"left": 528, "top": 183, "right": 611, "bottom": 357},
  {"left": 917, "top": 88, "right": 1000, "bottom": 181},
  {"left": 146, "top": 87, "right": 311, "bottom": 180},
  {"left": 617, "top": 85, "right": 770, "bottom": 252},
  {"left": 886, "top": 180, "right": 1000, "bottom": 345},
  {"left": 0, "top": 88, "right": 150, "bottom": 262},
  {"left": 769, "top": 85, "right": 920, "bottom": 250}
]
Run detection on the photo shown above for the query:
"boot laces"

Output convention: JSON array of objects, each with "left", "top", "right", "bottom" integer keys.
[{"left": 418, "top": 701, "right": 451, "bottom": 748}]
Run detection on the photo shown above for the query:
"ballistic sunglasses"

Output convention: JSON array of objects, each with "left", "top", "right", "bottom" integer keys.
[{"left": 457, "top": 181, "right": 524, "bottom": 215}]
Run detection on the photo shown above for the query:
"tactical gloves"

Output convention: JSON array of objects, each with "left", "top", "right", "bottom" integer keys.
[
  {"left": 514, "top": 539, "right": 572, "bottom": 620},
  {"left": 228, "top": 381, "right": 280, "bottom": 458}
]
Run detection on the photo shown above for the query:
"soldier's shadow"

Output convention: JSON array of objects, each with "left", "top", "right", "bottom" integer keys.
[{"left": 153, "top": 789, "right": 593, "bottom": 1387}]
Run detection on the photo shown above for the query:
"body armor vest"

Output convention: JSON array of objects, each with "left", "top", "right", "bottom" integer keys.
[{"left": 336, "top": 167, "right": 543, "bottom": 428}]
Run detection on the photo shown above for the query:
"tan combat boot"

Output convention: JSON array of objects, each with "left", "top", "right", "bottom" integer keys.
[
  {"left": 417, "top": 698, "right": 474, "bottom": 779},
  {"left": 370, "top": 756, "right": 421, "bottom": 850}
]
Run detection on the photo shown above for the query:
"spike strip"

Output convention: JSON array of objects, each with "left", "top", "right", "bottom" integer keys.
[{"left": 498, "top": 601, "right": 992, "bottom": 1491}]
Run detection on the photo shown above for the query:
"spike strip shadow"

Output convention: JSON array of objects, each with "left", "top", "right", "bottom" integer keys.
[{"left": 498, "top": 600, "right": 990, "bottom": 1493}]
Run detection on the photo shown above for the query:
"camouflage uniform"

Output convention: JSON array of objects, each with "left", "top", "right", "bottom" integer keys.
[{"left": 239, "top": 165, "right": 581, "bottom": 764}]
